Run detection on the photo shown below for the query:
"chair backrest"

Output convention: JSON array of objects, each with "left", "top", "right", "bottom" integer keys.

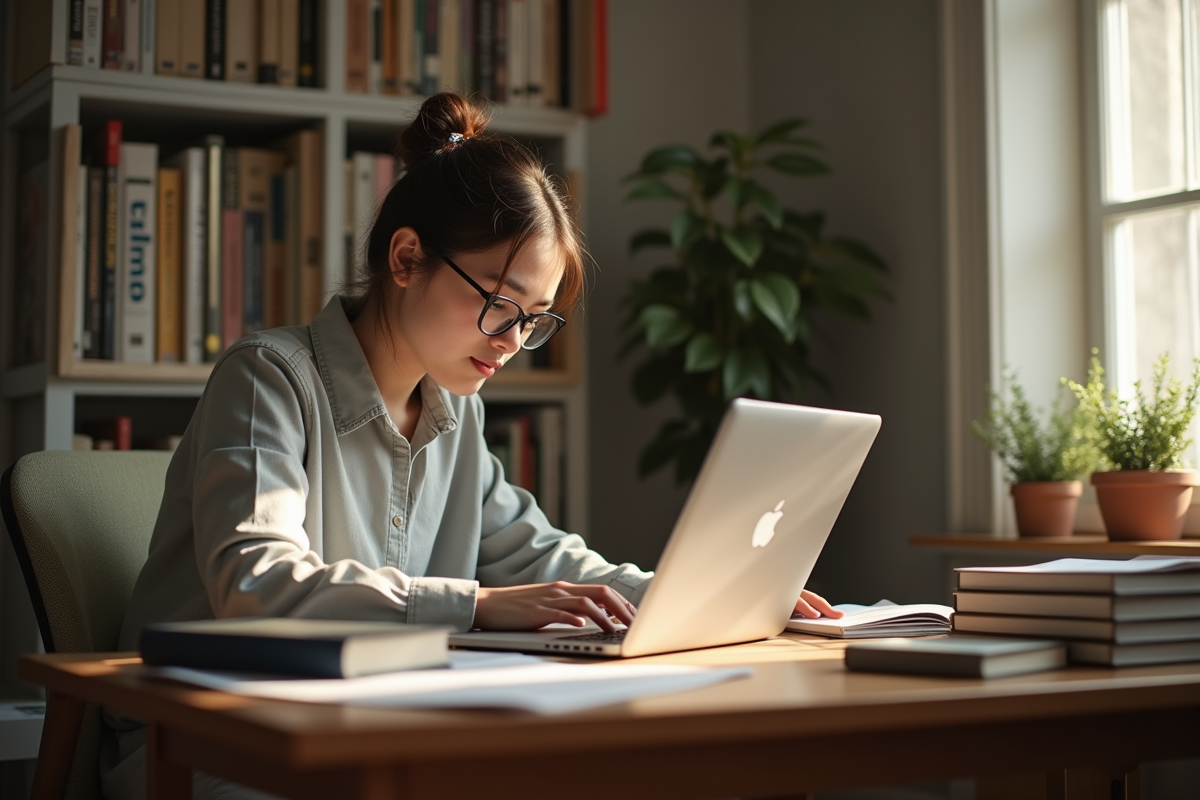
[{"left": 1, "top": 449, "right": 172, "bottom": 800}]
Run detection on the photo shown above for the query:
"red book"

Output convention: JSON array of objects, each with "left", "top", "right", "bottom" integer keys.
[
  {"left": 221, "top": 208, "right": 244, "bottom": 350},
  {"left": 88, "top": 416, "right": 133, "bottom": 450},
  {"left": 589, "top": 0, "right": 606, "bottom": 116},
  {"left": 103, "top": 0, "right": 124, "bottom": 70}
]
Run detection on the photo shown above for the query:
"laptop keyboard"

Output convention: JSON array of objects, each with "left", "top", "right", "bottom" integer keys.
[{"left": 557, "top": 629, "right": 628, "bottom": 644}]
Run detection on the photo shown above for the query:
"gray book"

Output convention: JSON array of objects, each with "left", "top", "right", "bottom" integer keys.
[
  {"left": 956, "top": 557, "right": 1200, "bottom": 596},
  {"left": 1068, "top": 640, "right": 1200, "bottom": 667},
  {"left": 845, "top": 636, "right": 1066, "bottom": 679},
  {"left": 951, "top": 612, "right": 1200, "bottom": 644},
  {"left": 954, "top": 590, "right": 1200, "bottom": 622}
]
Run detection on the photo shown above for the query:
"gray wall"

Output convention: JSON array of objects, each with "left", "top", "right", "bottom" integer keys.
[
  {"left": 587, "top": 1, "right": 949, "bottom": 605},
  {"left": 585, "top": 0, "right": 751, "bottom": 569}
]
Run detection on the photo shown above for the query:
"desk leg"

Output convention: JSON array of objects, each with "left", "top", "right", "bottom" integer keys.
[
  {"left": 31, "top": 691, "right": 85, "bottom": 800},
  {"left": 146, "top": 722, "right": 192, "bottom": 800}
]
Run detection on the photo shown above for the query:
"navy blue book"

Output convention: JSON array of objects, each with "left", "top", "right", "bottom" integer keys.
[{"left": 140, "top": 618, "right": 450, "bottom": 678}]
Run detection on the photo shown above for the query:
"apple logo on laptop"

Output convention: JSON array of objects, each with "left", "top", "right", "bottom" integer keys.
[{"left": 752, "top": 501, "right": 785, "bottom": 547}]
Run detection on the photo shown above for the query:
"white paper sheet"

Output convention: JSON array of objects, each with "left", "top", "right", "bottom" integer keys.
[{"left": 150, "top": 651, "right": 752, "bottom": 715}]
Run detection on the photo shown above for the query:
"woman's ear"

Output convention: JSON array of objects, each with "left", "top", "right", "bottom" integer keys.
[{"left": 388, "top": 227, "right": 422, "bottom": 288}]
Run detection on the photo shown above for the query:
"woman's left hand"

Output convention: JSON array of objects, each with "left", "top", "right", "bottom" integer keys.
[{"left": 793, "top": 589, "right": 842, "bottom": 619}]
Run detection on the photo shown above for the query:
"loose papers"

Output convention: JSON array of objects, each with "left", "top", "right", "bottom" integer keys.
[{"left": 151, "top": 650, "right": 752, "bottom": 715}]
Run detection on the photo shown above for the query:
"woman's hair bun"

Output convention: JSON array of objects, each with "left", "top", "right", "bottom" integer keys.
[{"left": 397, "top": 92, "right": 491, "bottom": 170}]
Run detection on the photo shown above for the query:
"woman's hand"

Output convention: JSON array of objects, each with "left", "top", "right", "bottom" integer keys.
[
  {"left": 474, "top": 582, "right": 637, "bottom": 632},
  {"left": 793, "top": 589, "right": 842, "bottom": 620}
]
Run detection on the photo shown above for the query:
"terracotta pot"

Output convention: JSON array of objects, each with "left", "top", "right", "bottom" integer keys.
[
  {"left": 1010, "top": 481, "right": 1082, "bottom": 537},
  {"left": 1091, "top": 470, "right": 1200, "bottom": 541}
]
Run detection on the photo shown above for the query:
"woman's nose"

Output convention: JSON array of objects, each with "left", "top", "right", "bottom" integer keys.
[{"left": 490, "top": 324, "right": 523, "bottom": 354}]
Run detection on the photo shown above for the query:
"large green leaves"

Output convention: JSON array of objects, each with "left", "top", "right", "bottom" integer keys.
[
  {"left": 684, "top": 332, "right": 723, "bottom": 373},
  {"left": 620, "top": 117, "right": 891, "bottom": 485},
  {"left": 722, "top": 348, "right": 771, "bottom": 400},
  {"left": 749, "top": 274, "right": 801, "bottom": 340},
  {"left": 639, "top": 304, "right": 694, "bottom": 348},
  {"left": 720, "top": 228, "right": 763, "bottom": 267}
]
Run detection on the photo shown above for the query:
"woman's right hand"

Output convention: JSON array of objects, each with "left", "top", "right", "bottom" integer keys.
[{"left": 474, "top": 582, "right": 637, "bottom": 632}]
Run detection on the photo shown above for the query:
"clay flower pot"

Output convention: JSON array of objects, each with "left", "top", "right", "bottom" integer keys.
[
  {"left": 1091, "top": 470, "right": 1200, "bottom": 541},
  {"left": 1010, "top": 481, "right": 1082, "bottom": 537}
]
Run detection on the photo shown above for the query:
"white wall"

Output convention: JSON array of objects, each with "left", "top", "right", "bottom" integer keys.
[
  {"left": 586, "top": 0, "right": 951, "bottom": 604},
  {"left": 585, "top": 0, "right": 752, "bottom": 569},
  {"left": 746, "top": 0, "right": 948, "bottom": 603}
]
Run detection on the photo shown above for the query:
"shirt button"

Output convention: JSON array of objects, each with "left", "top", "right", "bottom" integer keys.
[{"left": 392, "top": 515, "right": 403, "bottom": 528}]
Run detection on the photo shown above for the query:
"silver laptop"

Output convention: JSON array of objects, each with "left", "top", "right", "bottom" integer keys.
[{"left": 450, "top": 398, "right": 881, "bottom": 658}]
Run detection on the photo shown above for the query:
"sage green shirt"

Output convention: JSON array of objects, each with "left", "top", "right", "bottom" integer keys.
[{"left": 116, "top": 295, "right": 652, "bottom": 650}]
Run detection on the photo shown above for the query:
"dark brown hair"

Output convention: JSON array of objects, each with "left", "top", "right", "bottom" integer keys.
[{"left": 350, "top": 92, "right": 585, "bottom": 333}]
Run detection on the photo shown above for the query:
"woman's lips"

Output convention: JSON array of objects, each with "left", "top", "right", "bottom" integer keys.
[{"left": 471, "top": 357, "right": 499, "bottom": 377}]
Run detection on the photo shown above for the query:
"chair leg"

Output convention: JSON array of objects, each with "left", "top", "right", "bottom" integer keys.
[{"left": 31, "top": 691, "right": 85, "bottom": 800}]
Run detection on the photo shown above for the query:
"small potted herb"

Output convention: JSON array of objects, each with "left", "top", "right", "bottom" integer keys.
[
  {"left": 1066, "top": 352, "right": 1200, "bottom": 541},
  {"left": 973, "top": 372, "right": 1097, "bottom": 537}
]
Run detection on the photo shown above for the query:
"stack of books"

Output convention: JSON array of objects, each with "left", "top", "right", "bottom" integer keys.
[{"left": 951, "top": 557, "right": 1200, "bottom": 667}]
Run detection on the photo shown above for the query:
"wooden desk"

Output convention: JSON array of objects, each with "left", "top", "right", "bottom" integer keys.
[{"left": 20, "top": 637, "right": 1200, "bottom": 800}]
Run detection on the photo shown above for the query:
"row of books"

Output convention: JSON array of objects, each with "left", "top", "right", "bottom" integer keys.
[
  {"left": 343, "top": 0, "right": 607, "bottom": 113},
  {"left": 65, "top": 0, "right": 320, "bottom": 87},
  {"left": 70, "top": 415, "right": 182, "bottom": 452},
  {"left": 951, "top": 557, "right": 1200, "bottom": 667},
  {"left": 64, "top": 122, "right": 324, "bottom": 364},
  {"left": 484, "top": 404, "right": 564, "bottom": 526}
]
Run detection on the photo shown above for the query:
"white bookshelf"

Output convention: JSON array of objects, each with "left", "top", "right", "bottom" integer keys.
[{"left": 0, "top": 0, "right": 591, "bottom": 712}]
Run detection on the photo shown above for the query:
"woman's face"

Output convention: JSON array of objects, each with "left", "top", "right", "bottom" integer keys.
[{"left": 393, "top": 235, "right": 565, "bottom": 395}]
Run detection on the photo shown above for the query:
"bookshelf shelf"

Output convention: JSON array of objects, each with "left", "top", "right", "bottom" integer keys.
[{"left": 910, "top": 534, "right": 1200, "bottom": 557}]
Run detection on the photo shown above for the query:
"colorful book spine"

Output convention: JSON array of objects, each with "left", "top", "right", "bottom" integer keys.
[
  {"left": 156, "top": 0, "right": 179, "bottom": 73},
  {"left": 476, "top": 0, "right": 494, "bottom": 98},
  {"left": 397, "top": 0, "right": 416, "bottom": 94},
  {"left": 346, "top": 0, "right": 369, "bottom": 92},
  {"left": 83, "top": 0, "right": 103, "bottom": 68},
  {"left": 118, "top": 141, "right": 158, "bottom": 363},
  {"left": 84, "top": 164, "right": 104, "bottom": 358},
  {"left": 96, "top": 120, "right": 123, "bottom": 360},
  {"left": 421, "top": 0, "right": 439, "bottom": 94},
  {"left": 141, "top": 0, "right": 156, "bottom": 74},
  {"left": 157, "top": 166, "right": 182, "bottom": 362},
  {"left": 458, "top": 0, "right": 475, "bottom": 95},
  {"left": 507, "top": 0, "right": 525, "bottom": 106},
  {"left": 103, "top": 0, "right": 124, "bottom": 70},
  {"left": 298, "top": 0, "right": 318, "bottom": 86},
  {"left": 221, "top": 147, "right": 243, "bottom": 350},
  {"left": 225, "top": 0, "right": 256, "bottom": 82},
  {"left": 68, "top": 0, "right": 86, "bottom": 65},
  {"left": 258, "top": 0, "right": 280, "bottom": 83},
  {"left": 278, "top": 0, "right": 298, "bottom": 86},
  {"left": 166, "top": 147, "right": 207, "bottom": 363},
  {"left": 266, "top": 172, "right": 287, "bottom": 329},
  {"left": 122, "top": 0, "right": 141, "bottom": 72},
  {"left": 276, "top": 130, "right": 323, "bottom": 322},
  {"left": 439, "top": 0, "right": 459, "bottom": 92},
  {"left": 179, "top": 0, "right": 204, "bottom": 77},
  {"left": 205, "top": 0, "right": 225, "bottom": 80},
  {"left": 204, "top": 134, "right": 224, "bottom": 360},
  {"left": 493, "top": 0, "right": 507, "bottom": 103},
  {"left": 382, "top": 0, "right": 398, "bottom": 94},
  {"left": 239, "top": 149, "right": 278, "bottom": 334},
  {"left": 369, "top": 0, "right": 384, "bottom": 93},
  {"left": 74, "top": 163, "right": 89, "bottom": 361}
]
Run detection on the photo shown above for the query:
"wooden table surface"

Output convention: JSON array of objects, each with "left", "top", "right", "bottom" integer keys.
[{"left": 21, "top": 635, "right": 1200, "bottom": 799}]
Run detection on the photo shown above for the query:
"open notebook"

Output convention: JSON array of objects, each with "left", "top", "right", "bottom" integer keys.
[{"left": 786, "top": 600, "right": 953, "bottom": 639}]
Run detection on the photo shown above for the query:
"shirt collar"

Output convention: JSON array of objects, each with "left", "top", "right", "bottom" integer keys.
[{"left": 309, "top": 295, "right": 458, "bottom": 438}]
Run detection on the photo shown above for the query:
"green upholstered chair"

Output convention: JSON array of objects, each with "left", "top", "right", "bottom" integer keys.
[{"left": 1, "top": 450, "right": 172, "bottom": 800}]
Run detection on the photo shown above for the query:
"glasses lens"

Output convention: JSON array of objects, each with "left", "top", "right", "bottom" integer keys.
[
  {"left": 521, "top": 316, "right": 562, "bottom": 349},
  {"left": 480, "top": 296, "right": 521, "bottom": 335}
]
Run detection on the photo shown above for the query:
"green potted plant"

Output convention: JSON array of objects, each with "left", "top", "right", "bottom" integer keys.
[
  {"left": 621, "top": 120, "right": 889, "bottom": 482},
  {"left": 1066, "top": 352, "right": 1200, "bottom": 541},
  {"left": 972, "top": 372, "right": 1097, "bottom": 537}
]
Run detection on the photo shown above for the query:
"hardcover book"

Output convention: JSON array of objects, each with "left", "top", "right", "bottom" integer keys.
[
  {"left": 845, "top": 636, "right": 1066, "bottom": 679},
  {"left": 956, "top": 557, "right": 1200, "bottom": 596},
  {"left": 141, "top": 618, "right": 451, "bottom": 678}
]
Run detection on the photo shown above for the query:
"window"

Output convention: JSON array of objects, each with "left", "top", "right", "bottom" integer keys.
[{"left": 1099, "top": 0, "right": 1200, "bottom": 403}]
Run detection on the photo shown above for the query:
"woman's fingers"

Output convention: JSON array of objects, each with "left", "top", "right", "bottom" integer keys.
[
  {"left": 797, "top": 589, "right": 843, "bottom": 619},
  {"left": 474, "top": 582, "right": 639, "bottom": 631}
]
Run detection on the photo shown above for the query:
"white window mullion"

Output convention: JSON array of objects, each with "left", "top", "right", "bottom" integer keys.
[{"left": 1103, "top": 0, "right": 1133, "bottom": 201}]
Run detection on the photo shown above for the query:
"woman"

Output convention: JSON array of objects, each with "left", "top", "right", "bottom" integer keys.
[{"left": 103, "top": 93, "right": 839, "bottom": 799}]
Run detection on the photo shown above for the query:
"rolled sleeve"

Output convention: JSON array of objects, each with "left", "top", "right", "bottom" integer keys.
[{"left": 406, "top": 576, "right": 479, "bottom": 630}]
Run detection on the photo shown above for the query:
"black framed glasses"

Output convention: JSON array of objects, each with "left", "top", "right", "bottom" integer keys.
[{"left": 442, "top": 256, "right": 566, "bottom": 350}]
